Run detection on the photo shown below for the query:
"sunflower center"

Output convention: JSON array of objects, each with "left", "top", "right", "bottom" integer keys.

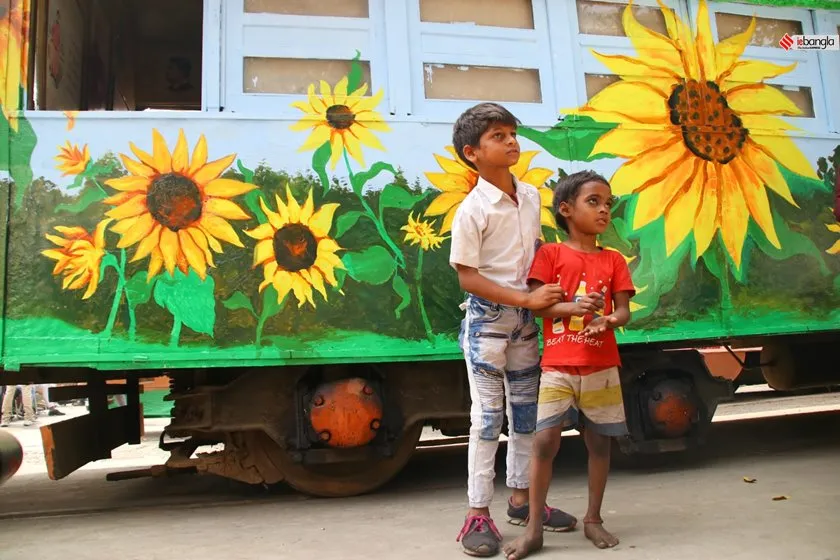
[
  {"left": 325, "top": 105, "right": 356, "bottom": 130},
  {"left": 146, "top": 173, "right": 203, "bottom": 231},
  {"left": 273, "top": 223, "right": 318, "bottom": 272},
  {"left": 668, "top": 80, "right": 747, "bottom": 165}
]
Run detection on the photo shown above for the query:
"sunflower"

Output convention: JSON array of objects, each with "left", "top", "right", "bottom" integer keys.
[
  {"left": 424, "top": 146, "right": 555, "bottom": 234},
  {"left": 41, "top": 219, "right": 112, "bottom": 300},
  {"left": 567, "top": 0, "right": 818, "bottom": 269},
  {"left": 290, "top": 76, "right": 390, "bottom": 170},
  {"left": 55, "top": 142, "right": 90, "bottom": 176},
  {"left": 104, "top": 129, "right": 256, "bottom": 281},
  {"left": 244, "top": 186, "right": 343, "bottom": 308},
  {"left": 0, "top": 0, "right": 30, "bottom": 129},
  {"left": 401, "top": 213, "right": 448, "bottom": 251}
]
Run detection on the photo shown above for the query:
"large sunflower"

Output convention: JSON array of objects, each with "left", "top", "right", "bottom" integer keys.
[
  {"left": 41, "top": 219, "right": 112, "bottom": 300},
  {"left": 0, "top": 0, "right": 30, "bottom": 129},
  {"left": 104, "top": 129, "right": 256, "bottom": 281},
  {"left": 244, "top": 187, "right": 343, "bottom": 308},
  {"left": 424, "top": 146, "right": 555, "bottom": 233},
  {"left": 568, "top": 0, "right": 818, "bottom": 268},
  {"left": 290, "top": 76, "right": 390, "bottom": 170}
]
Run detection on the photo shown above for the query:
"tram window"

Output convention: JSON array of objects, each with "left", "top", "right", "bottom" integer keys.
[
  {"left": 423, "top": 64, "right": 542, "bottom": 104},
  {"left": 419, "top": 0, "right": 535, "bottom": 29},
  {"left": 715, "top": 12, "right": 803, "bottom": 48},
  {"left": 28, "top": 0, "right": 204, "bottom": 112},
  {"left": 244, "top": 0, "right": 369, "bottom": 18},
  {"left": 576, "top": 0, "right": 667, "bottom": 37},
  {"left": 243, "top": 57, "right": 373, "bottom": 95}
]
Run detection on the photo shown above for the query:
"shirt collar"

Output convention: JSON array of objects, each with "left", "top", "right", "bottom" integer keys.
[{"left": 475, "top": 175, "right": 521, "bottom": 205}]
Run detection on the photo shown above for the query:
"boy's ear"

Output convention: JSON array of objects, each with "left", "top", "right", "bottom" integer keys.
[{"left": 461, "top": 144, "right": 479, "bottom": 165}]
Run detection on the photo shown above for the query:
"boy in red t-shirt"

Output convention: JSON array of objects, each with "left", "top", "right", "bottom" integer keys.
[{"left": 504, "top": 171, "right": 636, "bottom": 559}]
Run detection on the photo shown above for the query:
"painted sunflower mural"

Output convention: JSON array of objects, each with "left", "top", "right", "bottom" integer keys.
[
  {"left": 55, "top": 142, "right": 90, "bottom": 176},
  {"left": 568, "top": 0, "right": 817, "bottom": 269},
  {"left": 424, "top": 147, "right": 555, "bottom": 233},
  {"left": 104, "top": 130, "right": 256, "bottom": 280},
  {"left": 245, "top": 187, "right": 343, "bottom": 308},
  {"left": 41, "top": 220, "right": 112, "bottom": 300}
]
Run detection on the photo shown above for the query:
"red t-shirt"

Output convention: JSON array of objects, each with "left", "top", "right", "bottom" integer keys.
[{"left": 528, "top": 243, "right": 636, "bottom": 370}]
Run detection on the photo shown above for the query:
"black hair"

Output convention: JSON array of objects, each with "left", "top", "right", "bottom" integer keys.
[
  {"left": 553, "top": 170, "right": 610, "bottom": 233},
  {"left": 452, "top": 103, "right": 520, "bottom": 171}
]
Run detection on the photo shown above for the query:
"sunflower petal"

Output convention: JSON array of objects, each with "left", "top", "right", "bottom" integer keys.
[
  {"left": 205, "top": 198, "right": 251, "bottom": 221},
  {"left": 719, "top": 164, "right": 750, "bottom": 268},
  {"left": 424, "top": 172, "right": 472, "bottom": 194},
  {"left": 309, "top": 203, "right": 340, "bottom": 238},
  {"left": 132, "top": 224, "right": 162, "bottom": 262},
  {"left": 722, "top": 60, "right": 797, "bottom": 88},
  {"left": 200, "top": 215, "right": 243, "bottom": 247},
  {"left": 440, "top": 205, "right": 460, "bottom": 234},
  {"left": 204, "top": 178, "right": 256, "bottom": 198},
  {"left": 740, "top": 143, "right": 797, "bottom": 205},
  {"left": 592, "top": 127, "right": 677, "bottom": 159},
  {"left": 715, "top": 16, "right": 755, "bottom": 78},
  {"left": 328, "top": 132, "right": 344, "bottom": 169},
  {"left": 633, "top": 154, "right": 699, "bottom": 230},
  {"left": 300, "top": 189, "right": 315, "bottom": 224},
  {"left": 663, "top": 163, "right": 704, "bottom": 255},
  {"left": 749, "top": 133, "right": 818, "bottom": 180},
  {"left": 519, "top": 168, "right": 554, "bottom": 189},
  {"left": 120, "top": 154, "right": 156, "bottom": 178},
  {"left": 256, "top": 197, "right": 285, "bottom": 230},
  {"left": 172, "top": 130, "right": 190, "bottom": 173},
  {"left": 732, "top": 158, "right": 780, "bottom": 249},
  {"left": 285, "top": 186, "right": 301, "bottom": 223},
  {"left": 693, "top": 162, "right": 718, "bottom": 258},
  {"left": 298, "top": 125, "right": 332, "bottom": 151},
  {"left": 343, "top": 134, "right": 367, "bottom": 168},
  {"left": 611, "top": 138, "right": 687, "bottom": 198},
  {"left": 622, "top": 3, "right": 684, "bottom": 74},
  {"left": 189, "top": 135, "right": 209, "bottom": 176},
  {"left": 272, "top": 270, "right": 294, "bottom": 305},
  {"left": 425, "top": 192, "right": 467, "bottom": 217},
  {"left": 106, "top": 194, "right": 148, "bottom": 220},
  {"left": 179, "top": 229, "right": 207, "bottom": 279},
  {"left": 152, "top": 130, "right": 173, "bottom": 174},
  {"left": 128, "top": 143, "right": 158, "bottom": 172},
  {"left": 148, "top": 249, "right": 164, "bottom": 279},
  {"left": 187, "top": 227, "right": 216, "bottom": 267},
  {"left": 350, "top": 124, "right": 385, "bottom": 152},
  {"left": 434, "top": 152, "right": 472, "bottom": 176},
  {"left": 245, "top": 223, "right": 276, "bottom": 243},
  {"left": 307, "top": 267, "right": 328, "bottom": 300},
  {"left": 590, "top": 51, "right": 681, "bottom": 81},
  {"left": 105, "top": 175, "right": 150, "bottom": 193},
  {"left": 695, "top": 0, "right": 716, "bottom": 80},
  {"left": 117, "top": 212, "right": 156, "bottom": 249},
  {"left": 582, "top": 81, "right": 669, "bottom": 123},
  {"left": 254, "top": 239, "right": 275, "bottom": 267},
  {"left": 159, "top": 228, "right": 180, "bottom": 276},
  {"left": 333, "top": 76, "right": 348, "bottom": 106},
  {"left": 290, "top": 273, "right": 314, "bottom": 308},
  {"left": 193, "top": 154, "right": 237, "bottom": 186},
  {"left": 726, "top": 84, "right": 802, "bottom": 116}
]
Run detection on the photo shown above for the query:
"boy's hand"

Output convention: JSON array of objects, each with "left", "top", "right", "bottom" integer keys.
[
  {"left": 524, "top": 283, "right": 566, "bottom": 310},
  {"left": 570, "top": 292, "right": 605, "bottom": 316},
  {"left": 581, "top": 314, "right": 619, "bottom": 337}
]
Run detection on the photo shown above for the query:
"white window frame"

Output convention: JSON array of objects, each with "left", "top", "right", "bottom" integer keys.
[
  {"left": 691, "top": 1, "right": 828, "bottom": 135},
  {"left": 220, "top": 0, "right": 390, "bottom": 116},
  {"left": 402, "top": 0, "right": 558, "bottom": 125},
  {"left": 814, "top": 10, "right": 840, "bottom": 133},
  {"left": 561, "top": 0, "right": 689, "bottom": 110}
]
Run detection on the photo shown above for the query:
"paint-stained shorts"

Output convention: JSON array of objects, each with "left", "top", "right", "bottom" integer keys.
[{"left": 536, "top": 366, "right": 628, "bottom": 437}]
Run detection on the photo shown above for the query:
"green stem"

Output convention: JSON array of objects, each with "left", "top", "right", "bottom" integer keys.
[
  {"left": 416, "top": 248, "right": 434, "bottom": 342},
  {"left": 343, "top": 150, "right": 406, "bottom": 269},
  {"left": 169, "top": 318, "right": 182, "bottom": 348},
  {"left": 255, "top": 316, "right": 266, "bottom": 348},
  {"left": 718, "top": 243, "right": 733, "bottom": 315},
  {"left": 102, "top": 251, "right": 128, "bottom": 339}
]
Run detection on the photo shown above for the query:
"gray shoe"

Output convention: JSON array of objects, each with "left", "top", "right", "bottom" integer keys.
[
  {"left": 506, "top": 498, "right": 578, "bottom": 532},
  {"left": 457, "top": 515, "right": 502, "bottom": 557}
]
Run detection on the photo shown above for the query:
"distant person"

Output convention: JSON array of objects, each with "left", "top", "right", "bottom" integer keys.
[
  {"left": 1, "top": 384, "right": 37, "bottom": 427},
  {"left": 504, "top": 171, "right": 636, "bottom": 559},
  {"left": 166, "top": 56, "right": 194, "bottom": 92},
  {"left": 449, "top": 103, "right": 573, "bottom": 557}
]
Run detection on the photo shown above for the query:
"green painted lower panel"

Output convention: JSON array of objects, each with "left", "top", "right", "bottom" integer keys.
[{"left": 140, "top": 389, "right": 171, "bottom": 418}]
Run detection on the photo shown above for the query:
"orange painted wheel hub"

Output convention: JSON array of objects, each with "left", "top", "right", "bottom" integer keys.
[
  {"left": 308, "top": 378, "right": 383, "bottom": 448},
  {"left": 647, "top": 381, "right": 698, "bottom": 438}
]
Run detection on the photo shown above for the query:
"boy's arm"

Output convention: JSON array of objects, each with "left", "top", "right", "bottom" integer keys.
[
  {"left": 527, "top": 279, "right": 600, "bottom": 318},
  {"left": 608, "top": 291, "right": 631, "bottom": 328},
  {"left": 457, "top": 266, "right": 564, "bottom": 310}
]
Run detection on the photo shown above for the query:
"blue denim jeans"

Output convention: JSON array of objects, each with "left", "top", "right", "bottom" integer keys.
[{"left": 459, "top": 295, "right": 540, "bottom": 508}]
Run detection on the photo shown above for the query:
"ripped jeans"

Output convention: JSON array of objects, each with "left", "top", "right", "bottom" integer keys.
[{"left": 459, "top": 295, "right": 541, "bottom": 508}]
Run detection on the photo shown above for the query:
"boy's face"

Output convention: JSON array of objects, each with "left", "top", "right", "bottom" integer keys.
[
  {"left": 560, "top": 181, "right": 615, "bottom": 235},
  {"left": 463, "top": 123, "right": 520, "bottom": 171}
]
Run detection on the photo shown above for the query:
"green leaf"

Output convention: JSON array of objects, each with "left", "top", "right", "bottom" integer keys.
[
  {"left": 750, "top": 211, "right": 828, "bottom": 274},
  {"left": 347, "top": 50, "right": 364, "bottom": 92},
  {"left": 0, "top": 100, "right": 38, "bottom": 209},
  {"left": 125, "top": 271, "right": 157, "bottom": 309},
  {"left": 260, "top": 284, "right": 288, "bottom": 321},
  {"left": 335, "top": 210, "right": 365, "bottom": 238},
  {"left": 779, "top": 164, "right": 831, "bottom": 200},
  {"left": 392, "top": 274, "right": 412, "bottom": 319},
  {"left": 378, "top": 184, "right": 426, "bottom": 214},
  {"left": 517, "top": 117, "right": 616, "bottom": 162},
  {"left": 350, "top": 162, "right": 397, "bottom": 196},
  {"left": 67, "top": 173, "right": 86, "bottom": 190},
  {"left": 99, "top": 253, "right": 119, "bottom": 279},
  {"left": 222, "top": 290, "right": 256, "bottom": 318},
  {"left": 55, "top": 185, "right": 108, "bottom": 214},
  {"left": 342, "top": 245, "right": 397, "bottom": 285},
  {"left": 152, "top": 269, "right": 216, "bottom": 337},
  {"left": 237, "top": 159, "right": 255, "bottom": 183},
  {"left": 312, "top": 142, "right": 332, "bottom": 194}
]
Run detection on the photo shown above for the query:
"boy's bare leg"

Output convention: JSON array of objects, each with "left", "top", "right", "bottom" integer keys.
[
  {"left": 503, "top": 427, "right": 562, "bottom": 560},
  {"left": 510, "top": 487, "right": 528, "bottom": 507},
  {"left": 582, "top": 427, "right": 619, "bottom": 549}
]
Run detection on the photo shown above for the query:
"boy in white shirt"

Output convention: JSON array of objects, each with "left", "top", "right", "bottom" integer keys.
[{"left": 450, "top": 103, "right": 576, "bottom": 557}]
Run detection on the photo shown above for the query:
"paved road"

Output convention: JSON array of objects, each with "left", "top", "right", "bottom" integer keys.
[{"left": 1, "top": 393, "right": 839, "bottom": 559}]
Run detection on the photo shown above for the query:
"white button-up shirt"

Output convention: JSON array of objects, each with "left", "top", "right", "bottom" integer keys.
[{"left": 449, "top": 176, "right": 542, "bottom": 293}]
